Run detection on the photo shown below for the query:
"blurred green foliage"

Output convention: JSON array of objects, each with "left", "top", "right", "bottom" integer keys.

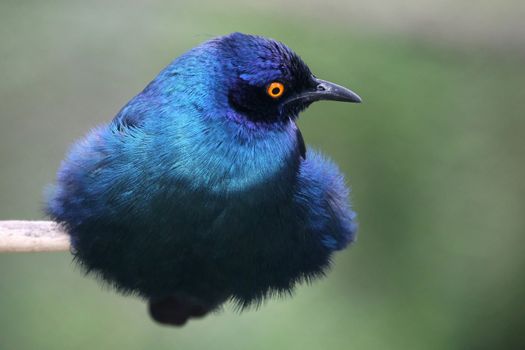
[{"left": 1, "top": 1, "right": 524, "bottom": 349}]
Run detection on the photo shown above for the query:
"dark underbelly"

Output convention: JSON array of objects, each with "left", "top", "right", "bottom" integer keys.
[{"left": 69, "top": 196, "right": 330, "bottom": 305}]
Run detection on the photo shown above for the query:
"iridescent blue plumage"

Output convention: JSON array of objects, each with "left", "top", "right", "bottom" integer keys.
[{"left": 46, "top": 32, "right": 360, "bottom": 325}]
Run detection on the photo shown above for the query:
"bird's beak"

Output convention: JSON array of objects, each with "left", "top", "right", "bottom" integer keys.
[{"left": 284, "top": 78, "right": 362, "bottom": 106}]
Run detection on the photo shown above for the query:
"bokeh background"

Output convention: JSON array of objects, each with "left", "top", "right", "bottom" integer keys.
[{"left": 1, "top": 1, "right": 524, "bottom": 349}]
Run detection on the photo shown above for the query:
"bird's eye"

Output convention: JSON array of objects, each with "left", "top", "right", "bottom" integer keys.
[{"left": 267, "top": 82, "right": 285, "bottom": 99}]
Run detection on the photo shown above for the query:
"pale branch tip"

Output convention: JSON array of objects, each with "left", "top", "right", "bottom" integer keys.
[{"left": 0, "top": 221, "right": 70, "bottom": 253}]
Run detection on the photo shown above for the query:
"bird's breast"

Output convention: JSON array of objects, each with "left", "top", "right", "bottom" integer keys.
[{"left": 161, "top": 117, "right": 302, "bottom": 198}]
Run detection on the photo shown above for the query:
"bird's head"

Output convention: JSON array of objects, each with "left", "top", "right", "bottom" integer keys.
[
  {"left": 148, "top": 32, "right": 361, "bottom": 131},
  {"left": 211, "top": 33, "right": 361, "bottom": 124}
]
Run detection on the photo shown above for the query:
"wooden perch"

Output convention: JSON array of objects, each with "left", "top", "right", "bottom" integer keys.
[{"left": 0, "top": 221, "right": 70, "bottom": 253}]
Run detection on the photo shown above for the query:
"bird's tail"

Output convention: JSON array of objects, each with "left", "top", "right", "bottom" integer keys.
[{"left": 148, "top": 295, "right": 211, "bottom": 326}]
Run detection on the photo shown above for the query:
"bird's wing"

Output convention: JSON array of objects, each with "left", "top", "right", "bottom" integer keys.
[{"left": 112, "top": 108, "right": 146, "bottom": 131}]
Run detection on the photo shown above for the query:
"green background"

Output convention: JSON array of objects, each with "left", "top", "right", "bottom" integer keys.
[{"left": 1, "top": 1, "right": 524, "bottom": 349}]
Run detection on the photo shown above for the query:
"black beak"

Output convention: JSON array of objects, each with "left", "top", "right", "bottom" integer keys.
[
  {"left": 284, "top": 78, "right": 362, "bottom": 106},
  {"left": 313, "top": 78, "right": 362, "bottom": 103}
]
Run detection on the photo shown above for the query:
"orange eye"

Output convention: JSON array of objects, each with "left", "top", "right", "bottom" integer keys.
[{"left": 267, "top": 82, "right": 285, "bottom": 98}]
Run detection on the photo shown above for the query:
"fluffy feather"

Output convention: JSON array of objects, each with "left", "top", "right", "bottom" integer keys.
[{"left": 46, "top": 32, "right": 358, "bottom": 325}]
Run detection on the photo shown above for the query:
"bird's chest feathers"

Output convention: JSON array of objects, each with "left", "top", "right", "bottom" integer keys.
[
  {"left": 160, "top": 117, "right": 300, "bottom": 202},
  {"left": 146, "top": 117, "right": 300, "bottom": 211}
]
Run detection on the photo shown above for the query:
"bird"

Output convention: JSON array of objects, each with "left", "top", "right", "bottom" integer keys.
[{"left": 46, "top": 32, "right": 361, "bottom": 326}]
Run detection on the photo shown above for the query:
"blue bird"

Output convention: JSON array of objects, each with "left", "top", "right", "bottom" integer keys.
[{"left": 46, "top": 32, "right": 361, "bottom": 326}]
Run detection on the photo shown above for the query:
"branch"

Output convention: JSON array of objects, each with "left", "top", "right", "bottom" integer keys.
[{"left": 0, "top": 221, "right": 70, "bottom": 253}]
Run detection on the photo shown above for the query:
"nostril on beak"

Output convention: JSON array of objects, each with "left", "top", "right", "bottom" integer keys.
[{"left": 317, "top": 84, "right": 327, "bottom": 92}]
